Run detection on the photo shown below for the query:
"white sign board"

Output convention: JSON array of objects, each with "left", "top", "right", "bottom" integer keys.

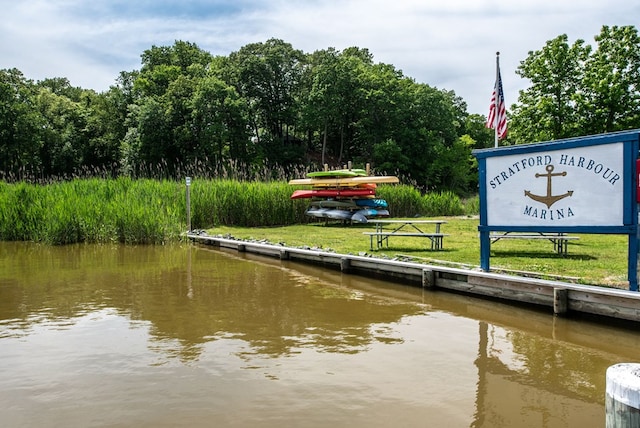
[{"left": 485, "top": 143, "right": 624, "bottom": 226}]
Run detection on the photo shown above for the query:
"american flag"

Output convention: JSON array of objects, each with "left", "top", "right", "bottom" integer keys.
[{"left": 486, "top": 68, "right": 507, "bottom": 140}]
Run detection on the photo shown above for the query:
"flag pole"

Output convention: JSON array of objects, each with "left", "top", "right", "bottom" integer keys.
[{"left": 494, "top": 51, "right": 500, "bottom": 148}]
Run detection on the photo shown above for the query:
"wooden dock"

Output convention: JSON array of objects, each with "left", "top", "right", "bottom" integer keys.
[{"left": 187, "top": 232, "right": 640, "bottom": 324}]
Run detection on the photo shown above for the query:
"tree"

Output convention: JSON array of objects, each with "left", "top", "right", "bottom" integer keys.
[
  {"left": 580, "top": 25, "right": 640, "bottom": 133},
  {"left": 302, "top": 47, "right": 341, "bottom": 164},
  {"left": 510, "top": 35, "right": 590, "bottom": 143},
  {"left": 129, "top": 41, "right": 215, "bottom": 173},
  {"left": 0, "top": 69, "right": 44, "bottom": 177},
  {"left": 35, "top": 79, "right": 120, "bottom": 177},
  {"left": 355, "top": 62, "right": 408, "bottom": 159},
  {"left": 136, "top": 41, "right": 211, "bottom": 97},
  {"left": 226, "top": 38, "right": 306, "bottom": 164},
  {"left": 302, "top": 47, "right": 371, "bottom": 164},
  {"left": 372, "top": 138, "right": 410, "bottom": 175},
  {"left": 136, "top": 97, "right": 172, "bottom": 168},
  {"left": 381, "top": 83, "right": 466, "bottom": 192},
  {"left": 35, "top": 87, "right": 83, "bottom": 176},
  {"left": 191, "top": 75, "right": 250, "bottom": 163},
  {"left": 461, "top": 113, "right": 495, "bottom": 150},
  {"left": 302, "top": 47, "right": 471, "bottom": 192},
  {"left": 509, "top": 26, "right": 640, "bottom": 144}
]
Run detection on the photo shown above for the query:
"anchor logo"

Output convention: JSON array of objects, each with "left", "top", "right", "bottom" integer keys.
[{"left": 524, "top": 164, "right": 573, "bottom": 208}]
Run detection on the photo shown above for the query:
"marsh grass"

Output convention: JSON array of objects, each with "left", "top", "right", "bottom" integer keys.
[
  {"left": 0, "top": 178, "right": 468, "bottom": 244},
  {"left": 191, "top": 180, "right": 309, "bottom": 227},
  {"left": 0, "top": 178, "right": 185, "bottom": 245}
]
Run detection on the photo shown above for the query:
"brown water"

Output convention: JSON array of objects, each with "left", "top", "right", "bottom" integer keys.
[{"left": 0, "top": 242, "right": 639, "bottom": 427}]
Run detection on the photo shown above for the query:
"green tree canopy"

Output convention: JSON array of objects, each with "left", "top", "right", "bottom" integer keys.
[
  {"left": 509, "top": 25, "right": 640, "bottom": 144},
  {"left": 580, "top": 25, "right": 640, "bottom": 133},
  {"left": 5, "top": 27, "right": 638, "bottom": 195}
]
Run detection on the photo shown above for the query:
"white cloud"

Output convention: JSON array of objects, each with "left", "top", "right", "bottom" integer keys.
[{"left": 1, "top": 0, "right": 638, "bottom": 114}]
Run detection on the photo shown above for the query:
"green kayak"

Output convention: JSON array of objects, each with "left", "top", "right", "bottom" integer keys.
[{"left": 306, "top": 168, "right": 367, "bottom": 178}]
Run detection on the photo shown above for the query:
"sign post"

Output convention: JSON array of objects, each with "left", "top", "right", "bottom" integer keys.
[{"left": 185, "top": 177, "right": 192, "bottom": 233}]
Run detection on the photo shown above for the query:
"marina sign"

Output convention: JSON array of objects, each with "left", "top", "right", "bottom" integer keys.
[
  {"left": 473, "top": 130, "right": 640, "bottom": 290},
  {"left": 485, "top": 142, "right": 624, "bottom": 226}
]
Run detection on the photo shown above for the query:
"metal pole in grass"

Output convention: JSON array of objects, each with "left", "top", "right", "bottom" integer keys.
[{"left": 185, "top": 176, "right": 191, "bottom": 232}]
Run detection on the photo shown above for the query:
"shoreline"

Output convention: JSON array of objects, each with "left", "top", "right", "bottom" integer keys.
[{"left": 188, "top": 231, "right": 640, "bottom": 326}]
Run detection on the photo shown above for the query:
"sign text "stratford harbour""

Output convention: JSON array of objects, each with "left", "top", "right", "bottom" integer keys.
[{"left": 489, "top": 153, "right": 621, "bottom": 189}]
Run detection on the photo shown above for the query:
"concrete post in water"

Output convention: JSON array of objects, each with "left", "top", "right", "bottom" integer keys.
[
  {"left": 185, "top": 176, "right": 192, "bottom": 232},
  {"left": 606, "top": 363, "right": 640, "bottom": 427}
]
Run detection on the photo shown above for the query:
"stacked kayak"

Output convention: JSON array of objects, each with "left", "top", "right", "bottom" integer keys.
[{"left": 289, "top": 169, "right": 398, "bottom": 223}]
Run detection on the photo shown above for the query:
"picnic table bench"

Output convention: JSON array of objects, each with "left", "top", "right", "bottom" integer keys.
[
  {"left": 489, "top": 232, "right": 579, "bottom": 255},
  {"left": 364, "top": 220, "right": 448, "bottom": 251}
]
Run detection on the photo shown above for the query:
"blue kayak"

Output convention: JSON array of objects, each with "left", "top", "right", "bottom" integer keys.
[{"left": 355, "top": 198, "right": 388, "bottom": 208}]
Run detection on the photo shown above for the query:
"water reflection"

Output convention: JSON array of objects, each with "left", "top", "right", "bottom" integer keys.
[
  {"left": 0, "top": 243, "right": 424, "bottom": 361},
  {"left": 1, "top": 242, "right": 639, "bottom": 427}
]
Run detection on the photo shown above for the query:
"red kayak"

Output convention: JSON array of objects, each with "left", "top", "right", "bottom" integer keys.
[{"left": 290, "top": 188, "right": 376, "bottom": 199}]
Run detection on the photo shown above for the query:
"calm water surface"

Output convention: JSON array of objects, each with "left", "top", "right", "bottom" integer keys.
[{"left": 1, "top": 242, "right": 639, "bottom": 427}]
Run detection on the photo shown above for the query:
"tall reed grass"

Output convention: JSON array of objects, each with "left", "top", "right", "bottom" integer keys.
[
  {"left": 377, "top": 186, "right": 473, "bottom": 217},
  {"left": 190, "top": 180, "right": 308, "bottom": 228},
  {"left": 0, "top": 178, "right": 184, "bottom": 244},
  {"left": 0, "top": 178, "right": 478, "bottom": 245},
  {"left": 0, "top": 158, "right": 309, "bottom": 185}
]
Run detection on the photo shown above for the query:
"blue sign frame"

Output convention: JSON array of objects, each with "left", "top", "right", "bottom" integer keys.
[{"left": 473, "top": 130, "right": 640, "bottom": 291}]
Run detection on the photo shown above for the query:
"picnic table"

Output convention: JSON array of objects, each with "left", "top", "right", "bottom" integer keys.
[
  {"left": 489, "top": 231, "right": 579, "bottom": 255},
  {"left": 364, "top": 219, "right": 448, "bottom": 250}
]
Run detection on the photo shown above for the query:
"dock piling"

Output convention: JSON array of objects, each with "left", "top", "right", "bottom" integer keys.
[{"left": 606, "top": 363, "right": 640, "bottom": 427}]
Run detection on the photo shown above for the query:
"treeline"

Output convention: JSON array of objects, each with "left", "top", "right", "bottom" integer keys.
[
  {"left": 1, "top": 25, "right": 639, "bottom": 194},
  {"left": 1, "top": 39, "right": 488, "bottom": 193}
]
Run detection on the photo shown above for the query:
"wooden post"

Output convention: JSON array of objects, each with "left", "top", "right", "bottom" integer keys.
[
  {"left": 422, "top": 269, "right": 435, "bottom": 289},
  {"left": 554, "top": 288, "right": 568, "bottom": 315},
  {"left": 606, "top": 363, "right": 640, "bottom": 427},
  {"left": 340, "top": 257, "right": 351, "bottom": 273},
  {"left": 280, "top": 250, "right": 290, "bottom": 260},
  {"left": 237, "top": 244, "right": 246, "bottom": 252}
]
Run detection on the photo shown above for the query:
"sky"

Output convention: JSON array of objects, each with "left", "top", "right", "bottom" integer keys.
[{"left": 1, "top": 0, "right": 638, "bottom": 116}]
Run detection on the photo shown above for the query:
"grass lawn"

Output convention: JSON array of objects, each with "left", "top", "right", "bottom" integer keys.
[{"left": 208, "top": 216, "right": 631, "bottom": 289}]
